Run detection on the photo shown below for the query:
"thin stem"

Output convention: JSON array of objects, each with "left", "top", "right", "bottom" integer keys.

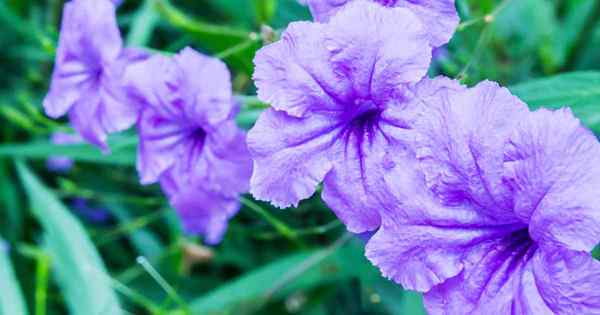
[
  {"left": 33, "top": 250, "right": 51, "bottom": 315},
  {"left": 255, "top": 220, "right": 343, "bottom": 240},
  {"left": 240, "top": 197, "right": 305, "bottom": 248},
  {"left": 96, "top": 210, "right": 168, "bottom": 246},
  {"left": 136, "top": 256, "right": 190, "bottom": 314}
]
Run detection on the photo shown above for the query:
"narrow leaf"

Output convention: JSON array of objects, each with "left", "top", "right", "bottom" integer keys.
[
  {"left": 0, "top": 239, "right": 28, "bottom": 315},
  {"left": 16, "top": 161, "right": 123, "bottom": 315}
]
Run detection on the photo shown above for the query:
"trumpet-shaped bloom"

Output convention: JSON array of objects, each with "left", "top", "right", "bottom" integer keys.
[
  {"left": 366, "top": 79, "right": 600, "bottom": 314},
  {"left": 124, "top": 48, "right": 252, "bottom": 244},
  {"left": 249, "top": 1, "right": 433, "bottom": 233},
  {"left": 298, "top": 0, "right": 458, "bottom": 47},
  {"left": 44, "top": 0, "right": 145, "bottom": 150}
]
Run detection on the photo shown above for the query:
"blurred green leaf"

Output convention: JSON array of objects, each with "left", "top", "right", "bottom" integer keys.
[
  {"left": 0, "top": 137, "right": 137, "bottom": 166},
  {"left": 127, "top": 0, "right": 160, "bottom": 47},
  {"left": 155, "top": 0, "right": 260, "bottom": 74},
  {"left": 179, "top": 236, "right": 365, "bottom": 314},
  {"left": 15, "top": 161, "right": 124, "bottom": 315},
  {"left": 510, "top": 71, "right": 600, "bottom": 133},
  {"left": 0, "top": 239, "right": 28, "bottom": 315}
]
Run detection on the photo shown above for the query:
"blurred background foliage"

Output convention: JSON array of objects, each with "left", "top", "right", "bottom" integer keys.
[{"left": 0, "top": 0, "right": 599, "bottom": 314}]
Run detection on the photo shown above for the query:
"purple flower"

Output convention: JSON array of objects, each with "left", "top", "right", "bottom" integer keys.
[
  {"left": 71, "top": 198, "right": 113, "bottom": 225},
  {"left": 44, "top": 0, "right": 146, "bottom": 151},
  {"left": 47, "top": 132, "right": 83, "bottom": 172},
  {"left": 124, "top": 47, "right": 252, "bottom": 244},
  {"left": 249, "top": 1, "right": 432, "bottom": 233},
  {"left": 365, "top": 79, "right": 600, "bottom": 314},
  {"left": 298, "top": 0, "right": 459, "bottom": 47}
]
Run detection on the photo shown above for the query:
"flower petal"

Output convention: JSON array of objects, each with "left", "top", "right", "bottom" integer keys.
[
  {"left": 414, "top": 79, "right": 527, "bottom": 221},
  {"left": 253, "top": 22, "right": 350, "bottom": 117},
  {"left": 248, "top": 109, "right": 342, "bottom": 208},
  {"left": 505, "top": 108, "right": 600, "bottom": 252},
  {"left": 325, "top": 1, "right": 432, "bottom": 105},
  {"left": 44, "top": 0, "right": 122, "bottom": 118},
  {"left": 166, "top": 181, "right": 240, "bottom": 245},
  {"left": 366, "top": 154, "right": 521, "bottom": 292},
  {"left": 174, "top": 47, "right": 234, "bottom": 126},
  {"left": 395, "top": 0, "right": 459, "bottom": 47},
  {"left": 136, "top": 108, "right": 186, "bottom": 184},
  {"left": 322, "top": 129, "right": 400, "bottom": 233}
]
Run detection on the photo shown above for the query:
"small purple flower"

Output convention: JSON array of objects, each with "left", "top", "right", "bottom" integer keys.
[
  {"left": 249, "top": 1, "right": 432, "bottom": 233},
  {"left": 71, "top": 198, "right": 113, "bottom": 225},
  {"left": 298, "top": 0, "right": 459, "bottom": 47},
  {"left": 124, "top": 47, "right": 252, "bottom": 244},
  {"left": 365, "top": 79, "right": 600, "bottom": 314},
  {"left": 44, "top": 0, "right": 146, "bottom": 151},
  {"left": 47, "top": 132, "right": 83, "bottom": 172}
]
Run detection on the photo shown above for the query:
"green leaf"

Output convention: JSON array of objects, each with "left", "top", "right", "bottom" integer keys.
[
  {"left": 15, "top": 161, "right": 123, "bottom": 315},
  {"left": 126, "top": 0, "right": 160, "bottom": 47},
  {"left": 155, "top": 0, "right": 260, "bottom": 74},
  {"left": 0, "top": 137, "right": 137, "bottom": 166},
  {"left": 510, "top": 71, "right": 600, "bottom": 133},
  {"left": 0, "top": 239, "right": 28, "bottom": 315},
  {"left": 178, "top": 236, "right": 362, "bottom": 314}
]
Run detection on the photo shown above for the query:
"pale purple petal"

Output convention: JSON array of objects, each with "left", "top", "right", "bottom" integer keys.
[
  {"left": 299, "top": 0, "right": 458, "bottom": 47},
  {"left": 253, "top": 21, "right": 350, "bottom": 118},
  {"left": 166, "top": 182, "right": 240, "bottom": 245},
  {"left": 366, "top": 153, "right": 522, "bottom": 292},
  {"left": 504, "top": 108, "right": 600, "bottom": 252},
  {"left": 44, "top": 0, "right": 141, "bottom": 149},
  {"left": 531, "top": 247, "right": 600, "bottom": 314},
  {"left": 247, "top": 109, "right": 340, "bottom": 208},
  {"left": 324, "top": 1, "right": 432, "bottom": 105},
  {"left": 414, "top": 79, "right": 527, "bottom": 221}
]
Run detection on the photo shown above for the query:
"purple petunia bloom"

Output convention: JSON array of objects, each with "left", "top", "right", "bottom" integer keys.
[
  {"left": 124, "top": 47, "right": 252, "bottom": 244},
  {"left": 44, "top": 0, "right": 146, "bottom": 151},
  {"left": 47, "top": 132, "right": 83, "bottom": 172},
  {"left": 249, "top": 1, "right": 432, "bottom": 233},
  {"left": 298, "top": 0, "right": 459, "bottom": 48},
  {"left": 365, "top": 78, "right": 600, "bottom": 314}
]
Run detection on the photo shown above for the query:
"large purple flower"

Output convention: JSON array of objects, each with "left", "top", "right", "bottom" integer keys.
[
  {"left": 124, "top": 48, "right": 252, "bottom": 244},
  {"left": 298, "top": 0, "right": 459, "bottom": 47},
  {"left": 366, "top": 79, "right": 600, "bottom": 314},
  {"left": 44, "top": 0, "right": 145, "bottom": 150},
  {"left": 249, "top": 1, "right": 432, "bottom": 233}
]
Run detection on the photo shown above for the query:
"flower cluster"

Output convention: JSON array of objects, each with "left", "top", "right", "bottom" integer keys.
[
  {"left": 44, "top": 0, "right": 252, "bottom": 244},
  {"left": 250, "top": 0, "right": 600, "bottom": 314},
  {"left": 44, "top": 0, "right": 600, "bottom": 312}
]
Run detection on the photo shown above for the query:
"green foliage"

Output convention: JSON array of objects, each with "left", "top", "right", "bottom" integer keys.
[
  {"left": 511, "top": 71, "right": 600, "bottom": 133},
  {"left": 1, "top": 1, "right": 600, "bottom": 314}
]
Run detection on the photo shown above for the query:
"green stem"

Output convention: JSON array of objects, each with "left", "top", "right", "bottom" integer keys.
[{"left": 240, "top": 197, "right": 305, "bottom": 248}]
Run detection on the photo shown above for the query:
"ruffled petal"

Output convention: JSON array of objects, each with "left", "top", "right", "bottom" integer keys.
[
  {"left": 504, "top": 108, "right": 600, "bottom": 252},
  {"left": 414, "top": 79, "right": 527, "bottom": 221},
  {"left": 253, "top": 22, "right": 350, "bottom": 117},
  {"left": 188, "top": 121, "right": 252, "bottom": 197},
  {"left": 136, "top": 108, "right": 186, "bottom": 184},
  {"left": 366, "top": 154, "right": 521, "bottom": 292},
  {"left": 395, "top": 0, "right": 459, "bottom": 47},
  {"left": 322, "top": 128, "right": 400, "bottom": 233},
  {"left": 424, "top": 247, "right": 600, "bottom": 315},
  {"left": 531, "top": 247, "right": 600, "bottom": 315},
  {"left": 248, "top": 109, "right": 343, "bottom": 208},
  {"left": 325, "top": 1, "right": 432, "bottom": 105},
  {"left": 44, "top": 0, "right": 122, "bottom": 118},
  {"left": 174, "top": 47, "right": 234, "bottom": 126},
  {"left": 165, "top": 181, "right": 240, "bottom": 245},
  {"left": 300, "top": 0, "right": 458, "bottom": 47}
]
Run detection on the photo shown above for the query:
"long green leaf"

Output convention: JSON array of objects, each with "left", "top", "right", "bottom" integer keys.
[
  {"left": 0, "top": 239, "right": 28, "bottom": 315},
  {"left": 178, "top": 237, "right": 363, "bottom": 314},
  {"left": 15, "top": 161, "right": 123, "bottom": 315},
  {"left": 0, "top": 139, "right": 136, "bottom": 166},
  {"left": 510, "top": 71, "right": 600, "bottom": 133}
]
